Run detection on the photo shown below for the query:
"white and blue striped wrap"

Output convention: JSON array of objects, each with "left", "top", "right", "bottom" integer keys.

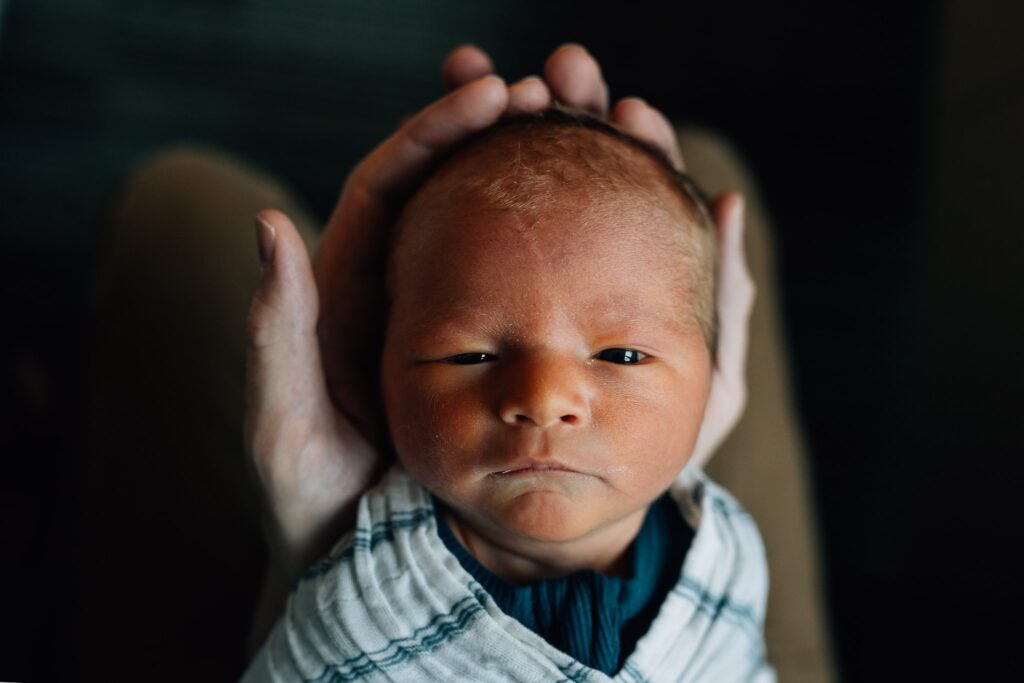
[{"left": 244, "top": 465, "right": 775, "bottom": 682}]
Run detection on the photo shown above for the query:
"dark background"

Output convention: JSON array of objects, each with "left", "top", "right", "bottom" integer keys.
[{"left": 2, "top": 0, "right": 1021, "bottom": 680}]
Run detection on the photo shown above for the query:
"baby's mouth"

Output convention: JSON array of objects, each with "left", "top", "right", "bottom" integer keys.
[{"left": 493, "top": 459, "right": 579, "bottom": 476}]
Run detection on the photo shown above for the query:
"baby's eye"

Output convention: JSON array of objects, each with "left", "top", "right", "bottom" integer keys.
[
  {"left": 594, "top": 348, "right": 648, "bottom": 365},
  {"left": 443, "top": 352, "right": 496, "bottom": 365}
]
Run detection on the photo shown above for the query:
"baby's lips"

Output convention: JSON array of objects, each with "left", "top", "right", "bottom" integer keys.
[{"left": 493, "top": 457, "right": 579, "bottom": 475}]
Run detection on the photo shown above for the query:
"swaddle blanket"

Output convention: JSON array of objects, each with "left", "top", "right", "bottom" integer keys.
[{"left": 244, "top": 465, "right": 775, "bottom": 682}]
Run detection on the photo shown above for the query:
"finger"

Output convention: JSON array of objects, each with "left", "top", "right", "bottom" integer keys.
[
  {"left": 247, "top": 210, "right": 333, "bottom": 461},
  {"left": 442, "top": 44, "right": 495, "bottom": 92},
  {"left": 249, "top": 210, "right": 318, "bottom": 347},
  {"left": 318, "top": 73, "right": 507, "bottom": 293},
  {"left": 710, "top": 192, "right": 755, "bottom": 379},
  {"left": 507, "top": 75, "right": 552, "bottom": 115},
  {"left": 686, "top": 193, "right": 752, "bottom": 469},
  {"left": 344, "top": 74, "right": 507, "bottom": 209},
  {"left": 611, "top": 97, "right": 685, "bottom": 170},
  {"left": 544, "top": 43, "right": 609, "bottom": 114}
]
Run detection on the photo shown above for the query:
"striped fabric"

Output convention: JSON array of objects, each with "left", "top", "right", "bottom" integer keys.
[{"left": 244, "top": 465, "right": 775, "bottom": 682}]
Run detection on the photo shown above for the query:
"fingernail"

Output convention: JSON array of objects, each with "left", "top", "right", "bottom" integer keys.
[{"left": 256, "top": 215, "right": 276, "bottom": 265}]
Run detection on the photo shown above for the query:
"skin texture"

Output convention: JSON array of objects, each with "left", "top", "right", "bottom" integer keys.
[{"left": 381, "top": 181, "right": 712, "bottom": 582}]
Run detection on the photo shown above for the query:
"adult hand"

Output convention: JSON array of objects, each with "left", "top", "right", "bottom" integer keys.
[{"left": 691, "top": 193, "right": 752, "bottom": 469}]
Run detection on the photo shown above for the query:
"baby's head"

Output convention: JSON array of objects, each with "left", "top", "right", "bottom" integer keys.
[{"left": 380, "top": 109, "right": 716, "bottom": 570}]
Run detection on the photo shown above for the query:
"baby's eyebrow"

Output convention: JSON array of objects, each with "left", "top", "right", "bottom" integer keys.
[
  {"left": 405, "top": 305, "right": 512, "bottom": 338},
  {"left": 404, "top": 304, "right": 688, "bottom": 344},
  {"left": 574, "top": 299, "right": 689, "bottom": 334}
]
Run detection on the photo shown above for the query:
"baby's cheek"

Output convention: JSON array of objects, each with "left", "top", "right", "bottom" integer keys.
[
  {"left": 389, "top": 400, "right": 444, "bottom": 471},
  {"left": 388, "top": 382, "right": 474, "bottom": 484},
  {"left": 598, "top": 384, "right": 701, "bottom": 489}
]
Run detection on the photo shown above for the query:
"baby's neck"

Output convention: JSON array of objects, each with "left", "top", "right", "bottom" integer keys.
[{"left": 438, "top": 503, "right": 649, "bottom": 584}]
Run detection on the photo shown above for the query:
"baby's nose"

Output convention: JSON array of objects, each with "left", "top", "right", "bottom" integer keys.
[{"left": 496, "top": 354, "right": 590, "bottom": 429}]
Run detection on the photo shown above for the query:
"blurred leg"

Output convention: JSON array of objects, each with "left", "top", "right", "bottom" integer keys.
[
  {"left": 677, "top": 128, "right": 836, "bottom": 683},
  {"left": 74, "top": 147, "right": 318, "bottom": 681}
]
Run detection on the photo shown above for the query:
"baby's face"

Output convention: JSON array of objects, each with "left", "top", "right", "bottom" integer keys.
[{"left": 380, "top": 189, "right": 711, "bottom": 552}]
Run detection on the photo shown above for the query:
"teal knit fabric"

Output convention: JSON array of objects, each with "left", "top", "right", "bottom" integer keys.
[{"left": 434, "top": 494, "right": 692, "bottom": 676}]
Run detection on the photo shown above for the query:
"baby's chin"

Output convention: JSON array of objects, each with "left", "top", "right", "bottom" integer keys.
[
  {"left": 491, "top": 489, "right": 592, "bottom": 542},
  {"left": 473, "top": 486, "right": 638, "bottom": 547}
]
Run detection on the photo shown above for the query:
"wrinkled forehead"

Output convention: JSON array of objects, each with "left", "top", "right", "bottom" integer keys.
[
  {"left": 386, "top": 194, "right": 700, "bottom": 346},
  {"left": 389, "top": 182, "right": 693, "bottom": 310}
]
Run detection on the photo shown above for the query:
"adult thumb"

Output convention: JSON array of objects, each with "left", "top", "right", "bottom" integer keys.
[{"left": 246, "top": 209, "right": 331, "bottom": 461}]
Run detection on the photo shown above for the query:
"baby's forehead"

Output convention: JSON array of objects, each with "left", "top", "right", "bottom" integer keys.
[
  {"left": 394, "top": 180, "right": 694, "bottom": 308},
  {"left": 390, "top": 184, "right": 699, "bottom": 339}
]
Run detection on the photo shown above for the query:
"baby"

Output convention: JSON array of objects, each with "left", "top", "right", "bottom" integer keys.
[{"left": 245, "top": 110, "right": 772, "bottom": 682}]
